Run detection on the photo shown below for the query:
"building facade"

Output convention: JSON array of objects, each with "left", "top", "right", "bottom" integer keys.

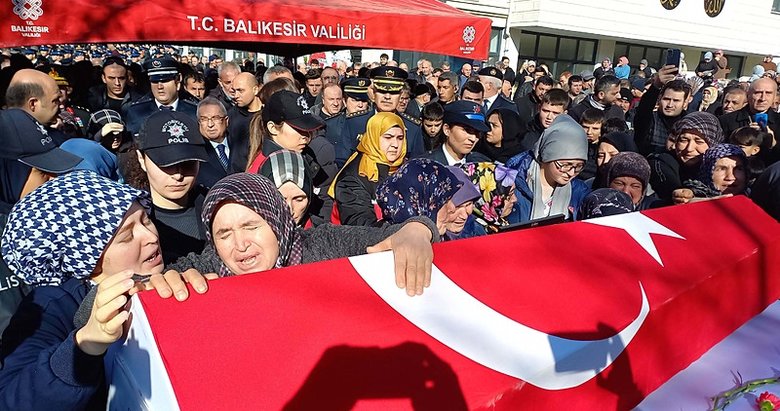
[{"left": 424, "top": 0, "right": 780, "bottom": 79}]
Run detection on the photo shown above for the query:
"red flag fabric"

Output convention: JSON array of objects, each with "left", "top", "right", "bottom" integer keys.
[
  {"left": 114, "top": 196, "right": 780, "bottom": 410},
  {"left": 1, "top": 0, "right": 492, "bottom": 59}
]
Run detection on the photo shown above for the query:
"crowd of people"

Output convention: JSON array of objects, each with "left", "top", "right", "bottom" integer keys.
[{"left": 0, "top": 42, "right": 780, "bottom": 409}]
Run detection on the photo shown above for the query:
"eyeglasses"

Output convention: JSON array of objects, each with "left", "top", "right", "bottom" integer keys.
[
  {"left": 553, "top": 160, "right": 584, "bottom": 174},
  {"left": 198, "top": 116, "right": 226, "bottom": 124}
]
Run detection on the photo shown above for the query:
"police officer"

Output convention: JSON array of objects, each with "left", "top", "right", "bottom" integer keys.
[
  {"left": 335, "top": 67, "right": 425, "bottom": 166},
  {"left": 325, "top": 77, "right": 369, "bottom": 151},
  {"left": 477, "top": 67, "right": 517, "bottom": 113},
  {"left": 124, "top": 57, "right": 198, "bottom": 135}
]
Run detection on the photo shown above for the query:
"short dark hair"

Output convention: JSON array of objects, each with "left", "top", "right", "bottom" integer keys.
[
  {"left": 380, "top": 53, "right": 389, "bottom": 59},
  {"left": 438, "top": 71, "right": 458, "bottom": 88},
  {"left": 305, "top": 68, "right": 322, "bottom": 80},
  {"left": 594, "top": 75, "right": 621, "bottom": 95},
  {"left": 422, "top": 102, "right": 444, "bottom": 121},
  {"left": 541, "top": 88, "right": 569, "bottom": 107},
  {"left": 536, "top": 76, "right": 555, "bottom": 87},
  {"left": 5, "top": 81, "right": 44, "bottom": 108},
  {"left": 183, "top": 71, "right": 205, "bottom": 85},
  {"left": 603, "top": 117, "right": 628, "bottom": 135},
  {"left": 730, "top": 126, "right": 769, "bottom": 149},
  {"left": 461, "top": 80, "right": 484, "bottom": 97},
  {"left": 580, "top": 108, "right": 605, "bottom": 125},
  {"left": 568, "top": 75, "right": 583, "bottom": 87},
  {"left": 534, "top": 66, "right": 547, "bottom": 75},
  {"left": 661, "top": 79, "right": 692, "bottom": 99}
]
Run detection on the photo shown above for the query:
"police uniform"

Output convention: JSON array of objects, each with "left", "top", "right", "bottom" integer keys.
[
  {"left": 124, "top": 58, "right": 197, "bottom": 135},
  {"left": 335, "top": 68, "right": 425, "bottom": 166},
  {"left": 478, "top": 67, "right": 518, "bottom": 114},
  {"left": 328, "top": 78, "right": 370, "bottom": 166}
]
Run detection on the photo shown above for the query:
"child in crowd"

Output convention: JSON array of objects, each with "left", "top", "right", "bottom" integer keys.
[
  {"left": 421, "top": 102, "right": 445, "bottom": 151},
  {"left": 578, "top": 108, "right": 605, "bottom": 181}
]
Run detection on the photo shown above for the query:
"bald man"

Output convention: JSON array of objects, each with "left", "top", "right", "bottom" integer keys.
[
  {"left": 225, "top": 72, "right": 259, "bottom": 168},
  {"left": 5, "top": 69, "right": 61, "bottom": 126},
  {"left": 720, "top": 77, "right": 780, "bottom": 161}
]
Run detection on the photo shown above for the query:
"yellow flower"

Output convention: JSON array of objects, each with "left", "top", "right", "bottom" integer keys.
[
  {"left": 478, "top": 173, "right": 495, "bottom": 202},
  {"left": 477, "top": 163, "right": 493, "bottom": 172}
]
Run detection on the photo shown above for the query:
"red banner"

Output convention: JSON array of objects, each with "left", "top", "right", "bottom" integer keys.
[
  {"left": 1, "top": 0, "right": 492, "bottom": 59},
  {"left": 123, "top": 196, "right": 780, "bottom": 410}
]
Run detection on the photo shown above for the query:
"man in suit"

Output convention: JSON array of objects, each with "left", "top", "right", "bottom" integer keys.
[
  {"left": 420, "top": 100, "right": 490, "bottom": 166},
  {"left": 326, "top": 77, "right": 370, "bottom": 164},
  {"left": 195, "top": 97, "right": 249, "bottom": 189},
  {"left": 477, "top": 67, "right": 517, "bottom": 114},
  {"left": 124, "top": 58, "right": 198, "bottom": 135}
]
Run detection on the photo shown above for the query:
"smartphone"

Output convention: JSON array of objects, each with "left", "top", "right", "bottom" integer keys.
[
  {"left": 754, "top": 112, "right": 769, "bottom": 131},
  {"left": 666, "top": 48, "right": 681, "bottom": 71}
]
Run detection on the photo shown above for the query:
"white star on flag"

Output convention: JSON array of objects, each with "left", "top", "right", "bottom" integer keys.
[{"left": 584, "top": 212, "right": 685, "bottom": 266}]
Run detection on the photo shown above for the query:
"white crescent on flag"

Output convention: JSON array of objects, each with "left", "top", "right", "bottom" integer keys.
[{"left": 349, "top": 252, "right": 650, "bottom": 390}]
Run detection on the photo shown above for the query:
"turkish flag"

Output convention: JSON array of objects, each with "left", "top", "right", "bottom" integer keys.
[{"left": 109, "top": 196, "right": 780, "bottom": 410}]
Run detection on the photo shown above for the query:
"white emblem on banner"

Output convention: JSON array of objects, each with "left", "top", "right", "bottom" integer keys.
[
  {"left": 12, "top": 0, "right": 44, "bottom": 20},
  {"left": 462, "top": 26, "right": 476, "bottom": 44}
]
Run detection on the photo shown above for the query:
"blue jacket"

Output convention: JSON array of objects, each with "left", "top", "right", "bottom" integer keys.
[
  {"left": 506, "top": 151, "right": 590, "bottom": 223},
  {"left": 0, "top": 278, "right": 106, "bottom": 410}
]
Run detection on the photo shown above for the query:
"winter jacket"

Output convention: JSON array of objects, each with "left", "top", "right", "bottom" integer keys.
[
  {"left": 0, "top": 277, "right": 106, "bottom": 410},
  {"left": 505, "top": 151, "right": 591, "bottom": 223}
]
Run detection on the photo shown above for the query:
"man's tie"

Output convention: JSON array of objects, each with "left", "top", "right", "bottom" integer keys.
[
  {"left": 216, "top": 144, "right": 229, "bottom": 171},
  {"left": 160, "top": 105, "right": 173, "bottom": 111},
  {"left": 483, "top": 99, "right": 490, "bottom": 113}
]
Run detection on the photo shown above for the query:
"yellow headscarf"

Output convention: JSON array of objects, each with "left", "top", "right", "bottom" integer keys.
[{"left": 328, "top": 112, "right": 406, "bottom": 198}]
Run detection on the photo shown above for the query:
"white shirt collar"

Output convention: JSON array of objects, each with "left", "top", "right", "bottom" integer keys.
[
  {"left": 442, "top": 145, "right": 464, "bottom": 166},
  {"left": 155, "top": 98, "right": 179, "bottom": 111}
]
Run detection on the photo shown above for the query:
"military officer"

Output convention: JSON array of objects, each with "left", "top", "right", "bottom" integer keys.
[
  {"left": 335, "top": 67, "right": 425, "bottom": 166},
  {"left": 477, "top": 67, "right": 518, "bottom": 113}
]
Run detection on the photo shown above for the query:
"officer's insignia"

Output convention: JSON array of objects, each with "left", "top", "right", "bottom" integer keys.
[
  {"left": 347, "top": 109, "right": 370, "bottom": 118},
  {"left": 152, "top": 60, "right": 162, "bottom": 68},
  {"left": 386, "top": 70, "right": 394, "bottom": 77},
  {"left": 358, "top": 79, "right": 366, "bottom": 86},
  {"left": 162, "top": 119, "right": 188, "bottom": 139},
  {"left": 398, "top": 111, "right": 421, "bottom": 125},
  {"left": 297, "top": 95, "right": 311, "bottom": 114},
  {"left": 473, "top": 105, "right": 482, "bottom": 114},
  {"left": 490, "top": 69, "right": 497, "bottom": 76}
]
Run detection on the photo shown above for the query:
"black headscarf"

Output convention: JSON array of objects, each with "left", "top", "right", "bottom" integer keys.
[
  {"left": 601, "top": 132, "right": 638, "bottom": 153},
  {"left": 476, "top": 108, "right": 525, "bottom": 164}
]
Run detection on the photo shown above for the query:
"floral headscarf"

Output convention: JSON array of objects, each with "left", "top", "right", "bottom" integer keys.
[
  {"left": 202, "top": 173, "right": 303, "bottom": 276},
  {"left": 328, "top": 112, "right": 406, "bottom": 198},
  {"left": 459, "top": 162, "right": 517, "bottom": 232},
  {"left": 2, "top": 170, "right": 150, "bottom": 287},
  {"left": 376, "top": 158, "right": 462, "bottom": 224}
]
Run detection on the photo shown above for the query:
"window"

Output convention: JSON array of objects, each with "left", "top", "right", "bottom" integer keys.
[
  {"left": 614, "top": 42, "right": 671, "bottom": 74},
  {"left": 773, "top": 0, "right": 780, "bottom": 13},
  {"left": 516, "top": 31, "right": 599, "bottom": 77}
]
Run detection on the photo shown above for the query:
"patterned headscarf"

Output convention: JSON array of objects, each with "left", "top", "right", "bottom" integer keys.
[
  {"left": 201, "top": 173, "right": 303, "bottom": 276},
  {"left": 328, "top": 112, "right": 406, "bottom": 198},
  {"left": 698, "top": 143, "right": 747, "bottom": 193},
  {"left": 459, "top": 162, "right": 517, "bottom": 232},
  {"left": 376, "top": 158, "right": 462, "bottom": 224},
  {"left": 580, "top": 188, "right": 634, "bottom": 220},
  {"left": 672, "top": 112, "right": 724, "bottom": 147},
  {"left": 258, "top": 150, "right": 312, "bottom": 201},
  {"left": 2, "top": 170, "right": 150, "bottom": 287}
]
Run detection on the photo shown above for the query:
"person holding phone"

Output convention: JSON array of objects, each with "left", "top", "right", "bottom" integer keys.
[
  {"left": 695, "top": 52, "right": 719, "bottom": 83},
  {"left": 719, "top": 77, "right": 780, "bottom": 164},
  {"left": 633, "top": 64, "right": 693, "bottom": 156}
]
